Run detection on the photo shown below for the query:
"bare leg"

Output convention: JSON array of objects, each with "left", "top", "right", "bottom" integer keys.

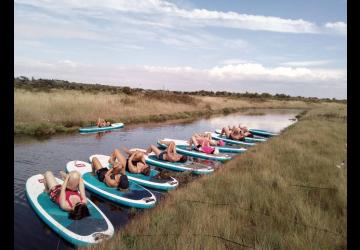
[
  {"left": 92, "top": 157, "right": 104, "bottom": 173},
  {"left": 221, "top": 127, "right": 231, "bottom": 138},
  {"left": 112, "top": 149, "right": 127, "bottom": 168},
  {"left": 66, "top": 171, "right": 80, "bottom": 191},
  {"left": 159, "top": 140, "right": 174, "bottom": 146},
  {"left": 146, "top": 145, "right": 162, "bottom": 156},
  {"left": 168, "top": 142, "right": 176, "bottom": 154},
  {"left": 44, "top": 171, "right": 59, "bottom": 192}
]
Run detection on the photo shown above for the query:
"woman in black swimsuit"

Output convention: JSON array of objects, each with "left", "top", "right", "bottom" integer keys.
[
  {"left": 91, "top": 156, "right": 129, "bottom": 190},
  {"left": 146, "top": 141, "right": 188, "bottom": 163},
  {"left": 113, "top": 148, "right": 151, "bottom": 176},
  {"left": 220, "top": 127, "right": 246, "bottom": 141}
]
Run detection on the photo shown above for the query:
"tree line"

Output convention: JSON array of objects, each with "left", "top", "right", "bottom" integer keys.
[{"left": 14, "top": 76, "right": 346, "bottom": 103}]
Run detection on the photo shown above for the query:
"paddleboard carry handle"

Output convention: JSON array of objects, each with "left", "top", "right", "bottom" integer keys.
[{"left": 75, "top": 161, "right": 86, "bottom": 168}]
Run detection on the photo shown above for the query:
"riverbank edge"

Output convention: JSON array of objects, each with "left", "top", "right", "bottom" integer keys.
[
  {"left": 14, "top": 106, "right": 307, "bottom": 137},
  {"left": 85, "top": 103, "right": 347, "bottom": 250}
]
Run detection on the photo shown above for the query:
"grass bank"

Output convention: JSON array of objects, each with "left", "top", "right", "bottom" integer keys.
[
  {"left": 15, "top": 88, "right": 323, "bottom": 136},
  {"left": 86, "top": 103, "right": 346, "bottom": 250}
]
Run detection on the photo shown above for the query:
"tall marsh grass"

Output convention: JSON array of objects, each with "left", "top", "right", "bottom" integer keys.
[
  {"left": 86, "top": 103, "right": 346, "bottom": 250},
  {"left": 15, "top": 88, "right": 322, "bottom": 135}
]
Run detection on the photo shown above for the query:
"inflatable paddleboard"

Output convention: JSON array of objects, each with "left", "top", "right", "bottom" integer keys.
[
  {"left": 214, "top": 129, "right": 266, "bottom": 142},
  {"left": 66, "top": 161, "right": 156, "bottom": 208},
  {"left": 158, "top": 139, "right": 232, "bottom": 162},
  {"left": 79, "top": 123, "right": 124, "bottom": 133},
  {"left": 160, "top": 138, "right": 247, "bottom": 154},
  {"left": 248, "top": 128, "right": 278, "bottom": 137},
  {"left": 89, "top": 154, "right": 178, "bottom": 191},
  {"left": 25, "top": 174, "right": 114, "bottom": 246},
  {"left": 128, "top": 148, "right": 214, "bottom": 175},
  {"left": 210, "top": 132, "right": 256, "bottom": 146}
]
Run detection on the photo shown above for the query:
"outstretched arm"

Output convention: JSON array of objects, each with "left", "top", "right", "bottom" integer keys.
[
  {"left": 104, "top": 169, "right": 117, "bottom": 187},
  {"left": 59, "top": 176, "right": 71, "bottom": 211},
  {"left": 78, "top": 178, "right": 87, "bottom": 204}
]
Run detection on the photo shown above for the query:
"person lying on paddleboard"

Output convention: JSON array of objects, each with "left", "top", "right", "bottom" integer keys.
[
  {"left": 220, "top": 127, "right": 247, "bottom": 141},
  {"left": 193, "top": 132, "right": 225, "bottom": 146},
  {"left": 96, "top": 117, "right": 111, "bottom": 127},
  {"left": 121, "top": 148, "right": 152, "bottom": 176},
  {"left": 43, "top": 170, "right": 90, "bottom": 220},
  {"left": 91, "top": 155, "right": 129, "bottom": 190},
  {"left": 226, "top": 125, "right": 254, "bottom": 138},
  {"left": 189, "top": 135, "right": 220, "bottom": 155},
  {"left": 146, "top": 141, "right": 188, "bottom": 163}
]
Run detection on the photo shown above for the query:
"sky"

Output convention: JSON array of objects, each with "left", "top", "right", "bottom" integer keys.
[{"left": 14, "top": 0, "right": 347, "bottom": 99}]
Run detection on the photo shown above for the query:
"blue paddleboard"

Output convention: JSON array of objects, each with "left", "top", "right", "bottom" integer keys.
[
  {"left": 66, "top": 161, "right": 156, "bottom": 208},
  {"left": 128, "top": 148, "right": 215, "bottom": 175},
  {"left": 157, "top": 139, "right": 232, "bottom": 162},
  {"left": 248, "top": 128, "right": 278, "bottom": 137},
  {"left": 79, "top": 123, "right": 124, "bottom": 133},
  {"left": 25, "top": 174, "right": 114, "bottom": 246},
  {"left": 214, "top": 129, "right": 267, "bottom": 142},
  {"left": 89, "top": 154, "right": 178, "bottom": 191}
]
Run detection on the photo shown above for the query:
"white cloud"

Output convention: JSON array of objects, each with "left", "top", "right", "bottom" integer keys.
[
  {"left": 220, "top": 59, "right": 254, "bottom": 65},
  {"left": 15, "top": 0, "right": 346, "bottom": 35},
  {"left": 279, "top": 60, "right": 333, "bottom": 67},
  {"left": 324, "top": 22, "right": 347, "bottom": 35},
  {"left": 14, "top": 58, "right": 347, "bottom": 98}
]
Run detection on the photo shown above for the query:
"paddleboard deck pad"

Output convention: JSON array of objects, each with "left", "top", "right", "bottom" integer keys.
[
  {"left": 128, "top": 148, "right": 214, "bottom": 175},
  {"left": 89, "top": 154, "right": 178, "bottom": 191},
  {"left": 66, "top": 161, "right": 156, "bottom": 208},
  {"left": 79, "top": 123, "right": 124, "bottom": 133},
  {"left": 25, "top": 174, "right": 114, "bottom": 246},
  {"left": 158, "top": 139, "right": 232, "bottom": 162}
]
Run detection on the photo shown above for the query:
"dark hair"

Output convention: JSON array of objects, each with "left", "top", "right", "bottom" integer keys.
[
  {"left": 118, "top": 175, "right": 129, "bottom": 190},
  {"left": 68, "top": 203, "right": 90, "bottom": 220},
  {"left": 179, "top": 155, "right": 188, "bottom": 162},
  {"left": 142, "top": 166, "right": 151, "bottom": 176}
]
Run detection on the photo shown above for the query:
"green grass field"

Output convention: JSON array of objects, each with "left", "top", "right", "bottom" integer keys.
[{"left": 85, "top": 103, "right": 346, "bottom": 250}]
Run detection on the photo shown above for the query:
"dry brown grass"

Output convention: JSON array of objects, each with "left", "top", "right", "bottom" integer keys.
[
  {"left": 15, "top": 89, "right": 318, "bottom": 123},
  {"left": 85, "top": 103, "right": 346, "bottom": 250}
]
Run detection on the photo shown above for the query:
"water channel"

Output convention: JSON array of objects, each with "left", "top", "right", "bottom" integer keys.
[{"left": 14, "top": 109, "right": 300, "bottom": 250}]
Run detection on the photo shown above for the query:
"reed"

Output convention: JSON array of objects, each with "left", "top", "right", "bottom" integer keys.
[{"left": 15, "top": 88, "right": 324, "bottom": 136}]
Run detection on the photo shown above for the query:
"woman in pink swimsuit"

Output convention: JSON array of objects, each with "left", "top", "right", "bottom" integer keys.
[{"left": 44, "top": 170, "right": 90, "bottom": 220}]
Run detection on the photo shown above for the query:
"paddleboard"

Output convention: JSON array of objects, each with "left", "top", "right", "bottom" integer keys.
[
  {"left": 214, "top": 129, "right": 266, "bottom": 142},
  {"left": 66, "top": 161, "right": 156, "bottom": 208},
  {"left": 25, "top": 174, "right": 114, "bottom": 246},
  {"left": 248, "top": 128, "right": 278, "bottom": 137},
  {"left": 89, "top": 154, "right": 178, "bottom": 191},
  {"left": 210, "top": 132, "right": 256, "bottom": 146},
  {"left": 128, "top": 148, "right": 214, "bottom": 175},
  {"left": 79, "top": 123, "right": 124, "bottom": 133},
  {"left": 161, "top": 138, "right": 247, "bottom": 154},
  {"left": 158, "top": 139, "right": 232, "bottom": 162}
]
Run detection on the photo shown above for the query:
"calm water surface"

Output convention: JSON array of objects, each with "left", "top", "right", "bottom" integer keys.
[{"left": 14, "top": 109, "right": 299, "bottom": 250}]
